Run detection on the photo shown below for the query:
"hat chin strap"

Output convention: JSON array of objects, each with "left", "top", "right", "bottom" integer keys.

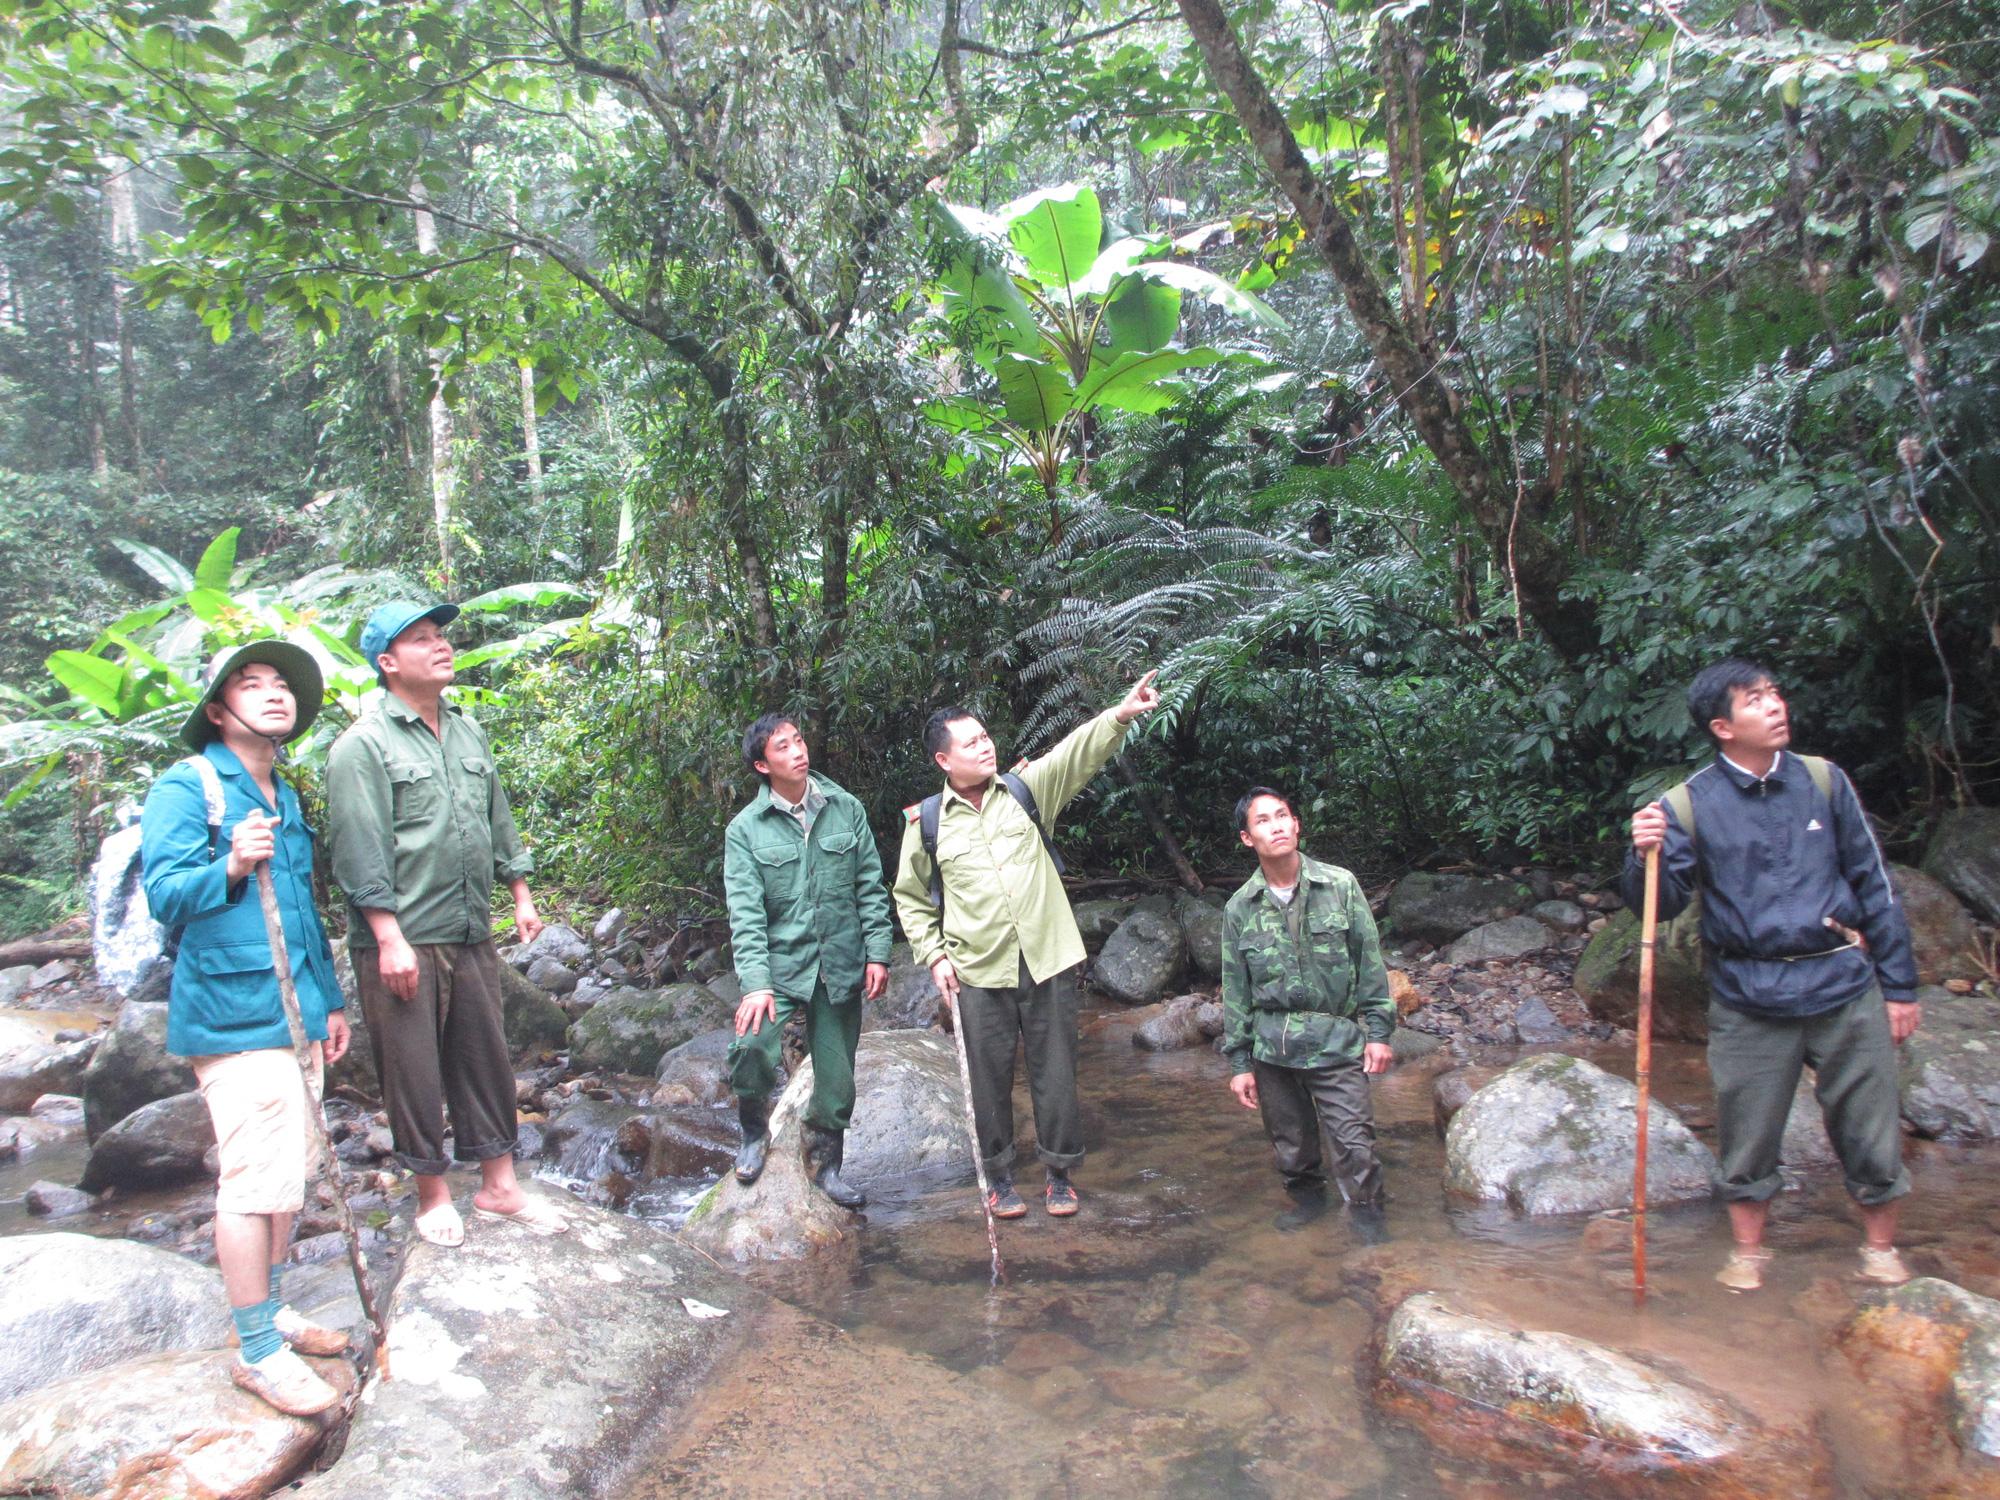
[{"left": 218, "top": 700, "right": 294, "bottom": 763}]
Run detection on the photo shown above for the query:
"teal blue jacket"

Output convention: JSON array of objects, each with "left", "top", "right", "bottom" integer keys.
[{"left": 139, "top": 743, "right": 343, "bottom": 1059}]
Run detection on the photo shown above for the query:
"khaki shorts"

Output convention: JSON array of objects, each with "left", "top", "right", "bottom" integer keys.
[{"left": 191, "top": 1044, "right": 322, "bottom": 1215}]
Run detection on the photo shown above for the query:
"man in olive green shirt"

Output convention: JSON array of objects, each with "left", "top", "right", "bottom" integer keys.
[
  {"left": 893, "top": 671, "right": 1160, "bottom": 1218},
  {"left": 1221, "top": 787, "right": 1395, "bottom": 1232},
  {"left": 327, "top": 601, "right": 566, "bottom": 1248},
  {"left": 723, "top": 713, "right": 893, "bottom": 1208}
]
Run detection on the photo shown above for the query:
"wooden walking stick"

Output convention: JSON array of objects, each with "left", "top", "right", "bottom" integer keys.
[
  {"left": 255, "top": 862, "right": 392, "bottom": 1379},
  {"left": 944, "top": 991, "right": 1005, "bottom": 1286},
  {"left": 1632, "top": 843, "right": 1661, "bottom": 1302}
]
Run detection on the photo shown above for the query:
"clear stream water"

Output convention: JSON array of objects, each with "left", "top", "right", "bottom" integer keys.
[{"left": 621, "top": 1001, "right": 2000, "bottom": 1498}]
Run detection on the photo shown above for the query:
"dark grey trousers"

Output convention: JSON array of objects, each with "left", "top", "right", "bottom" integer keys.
[
  {"left": 957, "top": 957, "right": 1082, "bottom": 1173},
  {"left": 1708, "top": 986, "right": 1910, "bottom": 1206},
  {"left": 1252, "top": 1055, "right": 1384, "bottom": 1205},
  {"left": 354, "top": 939, "right": 519, "bottom": 1176}
]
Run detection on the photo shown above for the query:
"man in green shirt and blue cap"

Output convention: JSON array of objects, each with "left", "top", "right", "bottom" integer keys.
[{"left": 327, "top": 601, "right": 566, "bottom": 1248}]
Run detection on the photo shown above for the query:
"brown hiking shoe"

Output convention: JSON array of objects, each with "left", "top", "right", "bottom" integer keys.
[
  {"left": 1858, "top": 1246, "right": 1912, "bottom": 1286},
  {"left": 231, "top": 1346, "right": 340, "bottom": 1417},
  {"left": 1715, "top": 1247, "right": 1773, "bottom": 1293}
]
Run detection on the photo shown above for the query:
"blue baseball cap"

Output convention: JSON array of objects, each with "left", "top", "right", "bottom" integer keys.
[{"left": 359, "top": 601, "right": 461, "bottom": 685}]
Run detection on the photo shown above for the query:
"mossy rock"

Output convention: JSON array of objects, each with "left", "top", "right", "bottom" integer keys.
[{"left": 1572, "top": 908, "right": 1709, "bottom": 1042}]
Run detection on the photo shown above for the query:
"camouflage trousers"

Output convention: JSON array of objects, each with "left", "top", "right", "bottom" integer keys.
[{"left": 1252, "top": 1056, "right": 1384, "bottom": 1205}]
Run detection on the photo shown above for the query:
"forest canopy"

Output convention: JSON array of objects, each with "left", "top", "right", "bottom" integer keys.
[{"left": 0, "top": 0, "right": 1993, "bottom": 935}]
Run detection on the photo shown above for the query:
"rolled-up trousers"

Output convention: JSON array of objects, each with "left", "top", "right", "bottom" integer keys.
[{"left": 957, "top": 957, "right": 1083, "bottom": 1173}]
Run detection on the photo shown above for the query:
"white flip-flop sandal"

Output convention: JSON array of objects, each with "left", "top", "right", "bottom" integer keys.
[{"left": 415, "top": 1201, "right": 465, "bottom": 1248}]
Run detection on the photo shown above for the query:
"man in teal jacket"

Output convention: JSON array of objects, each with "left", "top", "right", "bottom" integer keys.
[
  {"left": 724, "top": 713, "right": 893, "bottom": 1208},
  {"left": 140, "top": 641, "right": 351, "bottom": 1418}
]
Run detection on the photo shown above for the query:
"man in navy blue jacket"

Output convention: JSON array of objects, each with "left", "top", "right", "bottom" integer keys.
[{"left": 1627, "top": 659, "right": 1919, "bottom": 1293}]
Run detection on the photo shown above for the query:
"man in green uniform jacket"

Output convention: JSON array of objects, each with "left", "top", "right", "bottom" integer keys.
[
  {"left": 723, "top": 713, "right": 893, "bottom": 1208},
  {"left": 892, "top": 671, "right": 1161, "bottom": 1219},
  {"left": 1221, "top": 787, "right": 1396, "bottom": 1231},
  {"left": 327, "top": 601, "right": 567, "bottom": 1249}
]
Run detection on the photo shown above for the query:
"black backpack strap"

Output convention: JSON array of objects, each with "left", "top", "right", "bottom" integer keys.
[
  {"left": 919, "top": 793, "right": 944, "bottom": 910},
  {"left": 998, "top": 772, "right": 1065, "bottom": 876}
]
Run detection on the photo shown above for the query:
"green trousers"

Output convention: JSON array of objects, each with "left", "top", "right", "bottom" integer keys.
[
  {"left": 727, "top": 981, "right": 862, "bottom": 1133},
  {"left": 1707, "top": 985, "right": 1910, "bottom": 1207}
]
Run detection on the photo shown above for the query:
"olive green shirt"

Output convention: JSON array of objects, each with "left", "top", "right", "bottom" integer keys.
[
  {"left": 326, "top": 694, "right": 533, "bottom": 949},
  {"left": 1221, "top": 854, "right": 1394, "bottom": 1072},
  {"left": 892, "top": 707, "right": 1130, "bottom": 989},
  {"left": 724, "top": 773, "right": 893, "bottom": 1004}
]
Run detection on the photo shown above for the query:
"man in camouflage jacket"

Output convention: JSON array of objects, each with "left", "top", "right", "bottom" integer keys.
[{"left": 1220, "top": 786, "right": 1396, "bottom": 1230}]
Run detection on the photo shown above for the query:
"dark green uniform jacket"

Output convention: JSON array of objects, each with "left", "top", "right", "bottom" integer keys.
[
  {"left": 1220, "top": 854, "right": 1394, "bottom": 1072},
  {"left": 725, "top": 773, "right": 893, "bottom": 1003}
]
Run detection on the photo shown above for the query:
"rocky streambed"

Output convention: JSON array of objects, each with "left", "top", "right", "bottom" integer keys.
[{"left": 3, "top": 813, "right": 1999, "bottom": 1496}]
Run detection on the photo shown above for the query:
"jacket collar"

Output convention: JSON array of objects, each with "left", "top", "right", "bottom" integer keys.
[
  {"left": 754, "top": 772, "right": 835, "bottom": 817},
  {"left": 1716, "top": 750, "right": 1785, "bottom": 790},
  {"left": 381, "top": 691, "right": 460, "bottom": 728},
  {"left": 1246, "top": 852, "right": 1333, "bottom": 901},
  {"left": 200, "top": 740, "right": 282, "bottom": 813}
]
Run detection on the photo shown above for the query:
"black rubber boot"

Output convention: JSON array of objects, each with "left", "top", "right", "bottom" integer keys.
[
  {"left": 1274, "top": 1182, "right": 1330, "bottom": 1232},
  {"left": 734, "top": 1097, "right": 771, "bottom": 1185},
  {"left": 804, "top": 1126, "right": 867, "bottom": 1210}
]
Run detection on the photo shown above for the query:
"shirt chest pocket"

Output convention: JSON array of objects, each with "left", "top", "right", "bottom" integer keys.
[
  {"left": 755, "top": 843, "right": 801, "bottom": 902},
  {"left": 387, "top": 762, "right": 439, "bottom": 824},
  {"left": 454, "top": 755, "right": 493, "bottom": 814},
  {"left": 814, "top": 827, "right": 858, "bottom": 885},
  {"left": 1306, "top": 905, "right": 1352, "bottom": 976},
  {"left": 1239, "top": 931, "right": 1284, "bottom": 989},
  {"left": 995, "top": 816, "right": 1043, "bottom": 869}
]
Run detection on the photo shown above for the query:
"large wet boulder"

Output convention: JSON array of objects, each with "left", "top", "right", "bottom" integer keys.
[
  {"left": 1444, "top": 1053, "right": 1715, "bottom": 1215},
  {"left": 1442, "top": 915, "right": 1552, "bottom": 966},
  {"left": 1892, "top": 864, "right": 1984, "bottom": 986},
  {"left": 1129, "top": 995, "right": 1224, "bottom": 1053},
  {"left": 1899, "top": 987, "right": 2000, "bottom": 1141},
  {"left": 0, "top": 1010, "right": 98, "bottom": 1112},
  {"left": 1386, "top": 873, "right": 1532, "bottom": 946},
  {"left": 1924, "top": 807, "right": 2000, "bottom": 924},
  {"left": 300, "top": 1188, "right": 759, "bottom": 1499},
  {"left": 683, "top": 1030, "right": 968, "bottom": 1262},
  {"left": 1091, "top": 906, "right": 1187, "bottom": 1005},
  {"left": 567, "top": 983, "right": 727, "bottom": 1075},
  {"left": 0, "top": 1347, "right": 350, "bottom": 1498},
  {"left": 655, "top": 1026, "right": 739, "bottom": 1106},
  {"left": 1175, "top": 892, "right": 1226, "bottom": 980},
  {"left": 1572, "top": 907, "right": 1711, "bottom": 1042},
  {"left": 1073, "top": 899, "right": 1130, "bottom": 955},
  {"left": 1840, "top": 1277, "right": 2000, "bottom": 1464},
  {"left": 81, "top": 995, "right": 197, "bottom": 1140},
  {"left": 1375, "top": 1294, "right": 1815, "bottom": 1494},
  {"left": 0, "top": 1234, "right": 230, "bottom": 1403},
  {"left": 520, "top": 922, "right": 592, "bottom": 969},
  {"left": 866, "top": 944, "right": 942, "bottom": 1032},
  {"left": 79, "top": 1088, "right": 216, "bottom": 1192},
  {"left": 497, "top": 962, "right": 570, "bottom": 1055},
  {"left": 1432, "top": 1066, "right": 1503, "bottom": 1136}
]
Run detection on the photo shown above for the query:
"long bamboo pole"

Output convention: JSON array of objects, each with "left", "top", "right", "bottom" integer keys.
[
  {"left": 255, "top": 864, "right": 391, "bottom": 1379},
  {"left": 1632, "top": 844, "right": 1661, "bottom": 1301},
  {"left": 944, "top": 996, "right": 1005, "bottom": 1286}
]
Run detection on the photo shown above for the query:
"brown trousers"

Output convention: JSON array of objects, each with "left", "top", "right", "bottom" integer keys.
[{"left": 354, "top": 939, "right": 518, "bottom": 1175}]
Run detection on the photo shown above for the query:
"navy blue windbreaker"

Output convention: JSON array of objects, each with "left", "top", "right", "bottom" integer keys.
[{"left": 1620, "top": 752, "right": 1917, "bottom": 1017}]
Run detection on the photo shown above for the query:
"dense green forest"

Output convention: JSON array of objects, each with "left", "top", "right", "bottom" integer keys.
[{"left": 0, "top": 0, "right": 1993, "bottom": 938}]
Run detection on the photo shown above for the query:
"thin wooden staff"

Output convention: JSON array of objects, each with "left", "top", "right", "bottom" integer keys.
[
  {"left": 943, "top": 990, "right": 1005, "bottom": 1286},
  {"left": 255, "top": 862, "right": 391, "bottom": 1380},
  {"left": 1632, "top": 843, "right": 1661, "bottom": 1302}
]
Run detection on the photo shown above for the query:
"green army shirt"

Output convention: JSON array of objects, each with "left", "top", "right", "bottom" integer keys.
[
  {"left": 1220, "top": 854, "right": 1394, "bottom": 1072},
  {"left": 724, "top": 773, "right": 894, "bottom": 1004},
  {"left": 892, "top": 708, "right": 1130, "bottom": 988},
  {"left": 326, "top": 694, "right": 533, "bottom": 949}
]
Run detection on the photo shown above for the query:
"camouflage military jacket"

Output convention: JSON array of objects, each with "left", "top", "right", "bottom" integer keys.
[{"left": 1220, "top": 855, "right": 1394, "bottom": 1072}]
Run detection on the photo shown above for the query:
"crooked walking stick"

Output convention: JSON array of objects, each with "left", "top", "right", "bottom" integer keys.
[
  {"left": 255, "top": 862, "right": 392, "bottom": 1380},
  {"left": 1632, "top": 844, "right": 1661, "bottom": 1302},
  {"left": 944, "top": 988, "right": 1005, "bottom": 1286}
]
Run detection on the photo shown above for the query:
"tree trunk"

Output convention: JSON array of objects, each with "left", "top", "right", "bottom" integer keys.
[
  {"left": 1113, "top": 754, "right": 1204, "bottom": 894},
  {"left": 379, "top": 336, "right": 421, "bottom": 494},
  {"left": 518, "top": 359, "right": 544, "bottom": 501},
  {"left": 717, "top": 403, "right": 779, "bottom": 654},
  {"left": 0, "top": 937, "right": 91, "bottom": 967},
  {"left": 104, "top": 166, "right": 145, "bottom": 472},
  {"left": 1174, "top": 0, "right": 1598, "bottom": 664},
  {"left": 410, "top": 183, "right": 456, "bottom": 590}
]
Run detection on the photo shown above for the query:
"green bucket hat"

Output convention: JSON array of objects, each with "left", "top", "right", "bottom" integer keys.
[{"left": 179, "top": 640, "right": 325, "bottom": 751}]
